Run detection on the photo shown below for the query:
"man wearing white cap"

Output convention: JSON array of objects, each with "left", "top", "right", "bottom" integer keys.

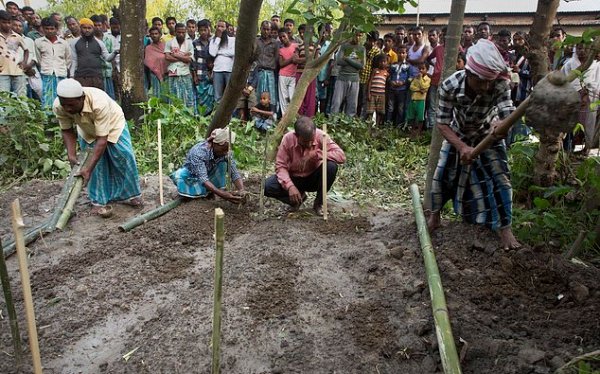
[
  {"left": 53, "top": 78, "right": 142, "bottom": 215},
  {"left": 428, "top": 39, "right": 520, "bottom": 249},
  {"left": 170, "top": 127, "right": 245, "bottom": 203}
]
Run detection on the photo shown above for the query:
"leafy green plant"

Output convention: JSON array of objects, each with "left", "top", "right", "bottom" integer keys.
[
  {"left": 134, "top": 96, "right": 210, "bottom": 175},
  {"left": 0, "top": 92, "right": 68, "bottom": 187}
]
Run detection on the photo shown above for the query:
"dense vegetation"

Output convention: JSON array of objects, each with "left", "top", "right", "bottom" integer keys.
[{"left": 1, "top": 92, "right": 598, "bottom": 258}]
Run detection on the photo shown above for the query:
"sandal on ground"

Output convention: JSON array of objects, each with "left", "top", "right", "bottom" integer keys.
[
  {"left": 313, "top": 203, "right": 323, "bottom": 217},
  {"left": 91, "top": 205, "right": 113, "bottom": 218}
]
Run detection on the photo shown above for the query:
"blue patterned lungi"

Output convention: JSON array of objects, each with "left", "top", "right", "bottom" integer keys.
[
  {"left": 170, "top": 162, "right": 226, "bottom": 198},
  {"left": 41, "top": 74, "right": 63, "bottom": 109},
  {"left": 431, "top": 140, "right": 512, "bottom": 230},
  {"left": 256, "top": 69, "right": 278, "bottom": 109},
  {"left": 104, "top": 77, "right": 115, "bottom": 100},
  {"left": 196, "top": 76, "right": 215, "bottom": 115},
  {"left": 78, "top": 124, "right": 142, "bottom": 206}
]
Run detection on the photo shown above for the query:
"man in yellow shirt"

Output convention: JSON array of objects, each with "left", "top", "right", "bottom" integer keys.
[{"left": 53, "top": 79, "right": 142, "bottom": 215}]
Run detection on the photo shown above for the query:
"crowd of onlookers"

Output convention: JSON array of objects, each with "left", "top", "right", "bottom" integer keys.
[{"left": 1, "top": 1, "right": 598, "bottom": 149}]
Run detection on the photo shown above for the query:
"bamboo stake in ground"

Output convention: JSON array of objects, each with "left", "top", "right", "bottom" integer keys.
[
  {"left": 158, "top": 119, "right": 164, "bottom": 206},
  {"left": 226, "top": 127, "right": 232, "bottom": 191},
  {"left": 410, "top": 185, "right": 462, "bottom": 374},
  {"left": 11, "top": 199, "right": 43, "bottom": 374},
  {"left": 0, "top": 239, "right": 22, "bottom": 369},
  {"left": 212, "top": 208, "right": 225, "bottom": 374},
  {"left": 259, "top": 130, "right": 270, "bottom": 216},
  {"left": 118, "top": 198, "right": 183, "bottom": 232},
  {"left": 322, "top": 124, "right": 328, "bottom": 220}
]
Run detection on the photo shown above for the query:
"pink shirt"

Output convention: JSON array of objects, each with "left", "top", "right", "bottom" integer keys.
[
  {"left": 279, "top": 43, "right": 298, "bottom": 77},
  {"left": 276, "top": 129, "right": 346, "bottom": 190}
]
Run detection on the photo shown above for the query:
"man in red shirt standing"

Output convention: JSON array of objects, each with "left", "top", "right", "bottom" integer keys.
[{"left": 264, "top": 116, "right": 346, "bottom": 216}]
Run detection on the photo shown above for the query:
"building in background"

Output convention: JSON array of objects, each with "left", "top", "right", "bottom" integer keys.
[{"left": 378, "top": 0, "right": 600, "bottom": 36}]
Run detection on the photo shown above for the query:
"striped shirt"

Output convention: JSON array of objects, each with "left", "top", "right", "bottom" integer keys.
[
  {"left": 184, "top": 141, "right": 241, "bottom": 185},
  {"left": 369, "top": 69, "right": 388, "bottom": 95},
  {"left": 437, "top": 70, "right": 514, "bottom": 144}
]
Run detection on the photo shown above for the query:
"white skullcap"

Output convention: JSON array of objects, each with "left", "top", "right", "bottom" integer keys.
[
  {"left": 210, "top": 127, "right": 236, "bottom": 145},
  {"left": 56, "top": 79, "right": 84, "bottom": 98}
]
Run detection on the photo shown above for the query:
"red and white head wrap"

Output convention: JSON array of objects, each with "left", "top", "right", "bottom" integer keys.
[{"left": 465, "top": 39, "right": 511, "bottom": 81}]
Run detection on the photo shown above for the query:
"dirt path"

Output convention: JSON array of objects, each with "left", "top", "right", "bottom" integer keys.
[{"left": 0, "top": 178, "right": 598, "bottom": 373}]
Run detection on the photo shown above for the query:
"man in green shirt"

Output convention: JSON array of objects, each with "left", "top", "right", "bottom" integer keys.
[{"left": 330, "top": 32, "right": 365, "bottom": 116}]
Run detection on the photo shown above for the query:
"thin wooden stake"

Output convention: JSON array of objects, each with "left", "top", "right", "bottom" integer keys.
[
  {"left": 226, "top": 128, "right": 232, "bottom": 191},
  {"left": 158, "top": 119, "right": 164, "bottom": 206},
  {"left": 212, "top": 208, "right": 225, "bottom": 374},
  {"left": 322, "top": 124, "right": 328, "bottom": 221},
  {"left": 259, "top": 130, "right": 270, "bottom": 216},
  {"left": 11, "top": 199, "right": 43, "bottom": 374},
  {"left": 0, "top": 239, "right": 22, "bottom": 369}
]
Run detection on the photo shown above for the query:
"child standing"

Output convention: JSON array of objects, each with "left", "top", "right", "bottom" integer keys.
[
  {"left": 366, "top": 54, "right": 389, "bottom": 127},
  {"left": 406, "top": 62, "right": 431, "bottom": 136},
  {"left": 250, "top": 91, "right": 276, "bottom": 132},
  {"left": 387, "top": 45, "right": 412, "bottom": 126}
]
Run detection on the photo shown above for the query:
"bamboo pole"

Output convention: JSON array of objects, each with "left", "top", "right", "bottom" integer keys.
[
  {"left": 3, "top": 220, "right": 50, "bottom": 259},
  {"left": 55, "top": 175, "right": 84, "bottom": 230},
  {"left": 322, "top": 124, "right": 328, "bottom": 220},
  {"left": 0, "top": 239, "right": 22, "bottom": 369},
  {"left": 158, "top": 119, "right": 164, "bottom": 206},
  {"left": 11, "top": 199, "right": 43, "bottom": 374},
  {"left": 410, "top": 184, "right": 462, "bottom": 374},
  {"left": 259, "top": 130, "right": 270, "bottom": 216},
  {"left": 46, "top": 151, "right": 92, "bottom": 232},
  {"left": 212, "top": 208, "right": 225, "bottom": 374},
  {"left": 118, "top": 198, "right": 183, "bottom": 232}
]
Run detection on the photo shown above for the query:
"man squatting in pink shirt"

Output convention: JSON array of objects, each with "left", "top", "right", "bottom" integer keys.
[{"left": 264, "top": 116, "right": 346, "bottom": 216}]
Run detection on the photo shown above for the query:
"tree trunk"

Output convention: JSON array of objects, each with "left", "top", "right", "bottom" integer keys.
[
  {"left": 528, "top": 0, "right": 560, "bottom": 186},
  {"left": 423, "top": 0, "right": 466, "bottom": 211},
  {"left": 206, "top": 0, "right": 263, "bottom": 136},
  {"left": 527, "top": 0, "right": 559, "bottom": 85},
  {"left": 119, "top": 0, "right": 147, "bottom": 124}
]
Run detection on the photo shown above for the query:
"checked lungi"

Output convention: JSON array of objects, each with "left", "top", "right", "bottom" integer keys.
[
  {"left": 168, "top": 75, "right": 195, "bottom": 109},
  {"left": 78, "top": 124, "right": 142, "bottom": 206},
  {"left": 431, "top": 140, "right": 512, "bottom": 230}
]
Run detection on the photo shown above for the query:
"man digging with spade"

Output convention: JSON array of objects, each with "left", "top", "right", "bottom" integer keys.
[
  {"left": 427, "top": 39, "right": 520, "bottom": 250},
  {"left": 54, "top": 78, "right": 143, "bottom": 216}
]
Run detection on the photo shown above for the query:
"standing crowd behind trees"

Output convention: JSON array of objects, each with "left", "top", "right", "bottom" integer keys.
[{"left": 1, "top": 1, "right": 598, "bottom": 151}]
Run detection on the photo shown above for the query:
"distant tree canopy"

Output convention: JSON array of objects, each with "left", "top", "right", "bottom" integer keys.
[{"left": 45, "top": 0, "right": 299, "bottom": 30}]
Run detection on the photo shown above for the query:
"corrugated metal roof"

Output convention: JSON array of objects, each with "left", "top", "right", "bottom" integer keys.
[{"left": 390, "top": 0, "right": 600, "bottom": 15}]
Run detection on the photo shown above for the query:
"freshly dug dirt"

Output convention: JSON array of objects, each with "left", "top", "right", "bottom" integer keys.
[{"left": 0, "top": 177, "right": 598, "bottom": 374}]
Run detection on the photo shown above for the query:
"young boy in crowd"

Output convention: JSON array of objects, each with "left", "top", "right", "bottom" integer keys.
[
  {"left": 456, "top": 52, "right": 466, "bottom": 70},
  {"left": 235, "top": 83, "right": 257, "bottom": 122},
  {"left": 386, "top": 45, "right": 413, "bottom": 127},
  {"left": 406, "top": 62, "right": 430, "bottom": 136},
  {"left": 250, "top": 91, "right": 276, "bottom": 132},
  {"left": 366, "top": 53, "right": 389, "bottom": 127}
]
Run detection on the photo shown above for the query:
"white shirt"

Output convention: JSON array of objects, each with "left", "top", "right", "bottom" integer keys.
[
  {"left": 562, "top": 56, "right": 600, "bottom": 100},
  {"left": 209, "top": 36, "right": 235, "bottom": 72},
  {"left": 164, "top": 37, "right": 194, "bottom": 76},
  {"left": 35, "top": 36, "right": 71, "bottom": 77}
]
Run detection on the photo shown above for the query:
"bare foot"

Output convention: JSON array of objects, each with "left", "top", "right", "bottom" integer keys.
[
  {"left": 499, "top": 227, "right": 521, "bottom": 250},
  {"left": 427, "top": 211, "right": 441, "bottom": 232}
]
